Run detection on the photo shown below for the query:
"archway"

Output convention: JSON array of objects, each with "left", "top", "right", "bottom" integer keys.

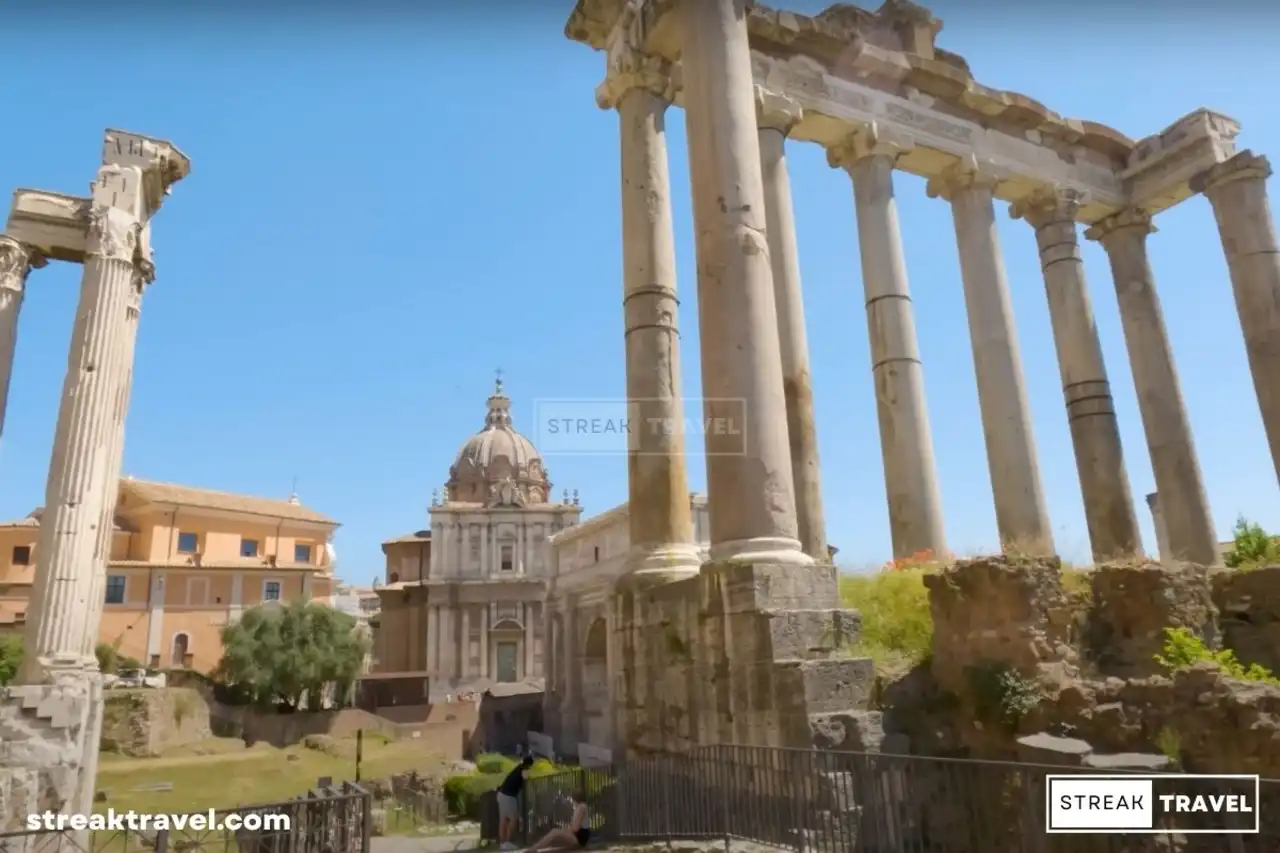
[
  {"left": 170, "top": 633, "right": 190, "bottom": 668},
  {"left": 580, "top": 618, "right": 609, "bottom": 748}
]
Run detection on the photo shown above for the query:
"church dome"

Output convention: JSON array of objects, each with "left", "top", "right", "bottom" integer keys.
[{"left": 447, "top": 378, "right": 551, "bottom": 506}]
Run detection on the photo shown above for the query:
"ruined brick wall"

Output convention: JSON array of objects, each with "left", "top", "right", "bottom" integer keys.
[
  {"left": 1086, "top": 563, "right": 1218, "bottom": 678},
  {"left": 922, "top": 556, "right": 1078, "bottom": 695},
  {"left": 1213, "top": 565, "right": 1280, "bottom": 673}
]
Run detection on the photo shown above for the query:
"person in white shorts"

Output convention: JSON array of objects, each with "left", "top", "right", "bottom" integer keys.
[{"left": 496, "top": 755, "right": 534, "bottom": 851}]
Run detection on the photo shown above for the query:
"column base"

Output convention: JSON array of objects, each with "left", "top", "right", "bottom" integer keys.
[
  {"left": 707, "top": 536, "right": 814, "bottom": 567},
  {"left": 617, "top": 543, "right": 702, "bottom": 590}
]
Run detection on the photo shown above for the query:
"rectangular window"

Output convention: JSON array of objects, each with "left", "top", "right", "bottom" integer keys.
[
  {"left": 240, "top": 538, "right": 260, "bottom": 558},
  {"left": 105, "top": 575, "right": 126, "bottom": 605},
  {"left": 11, "top": 545, "right": 31, "bottom": 566},
  {"left": 187, "top": 577, "right": 209, "bottom": 606},
  {"left": 263, "top": 580, "right": 282, "bottom": 602},
  {"left": 176, "top": 531, "right": 199, "bottom": 554},
  {"left": 500, "top": 544, "right": 514, "bottom": 572},
  {"left": 294, "top": 543, "right": 313, "bottom": 563}
]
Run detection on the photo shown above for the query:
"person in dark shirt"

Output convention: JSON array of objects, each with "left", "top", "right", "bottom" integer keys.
[
  {"left": 527, "top": 795, "right": 591, "bottom": 851},
  {"left": 496, "top": 755, "right": 534, "bottom": 850}
]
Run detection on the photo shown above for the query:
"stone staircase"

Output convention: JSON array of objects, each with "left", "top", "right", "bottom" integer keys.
[{"left": 0, "top": 679, "right": 97, "bottom": 831}]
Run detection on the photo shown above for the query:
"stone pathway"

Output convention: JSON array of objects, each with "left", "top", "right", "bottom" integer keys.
[{"left": 372, "top": 834, "right": 483, "bottom": 853}]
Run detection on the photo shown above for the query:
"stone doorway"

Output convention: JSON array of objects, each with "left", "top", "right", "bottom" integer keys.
[
  {"left": 495, "top": 640, "right": 519, "bottom": 683},
  {"left": 581, "top": 618, "right": 609, "bottom": 747},
  {"left": 170, "top": 633, "right": 189, "bottom": 668}
]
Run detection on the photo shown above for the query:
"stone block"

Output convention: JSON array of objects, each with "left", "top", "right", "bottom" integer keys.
[
  {"left": 1083, "top": 752, "right": 1171, "bottom": 771},
  {"left": 725, "top": 607, "right": 861, "bottom": 662},
  {"left": 809, "top": 709, "right": 884, "bottom": 752},
  {"left": 700, "top": 560, "right": 840, "bottom": 614},
  {"left": 1015, "top": 731, "right": 1093, "bottom": 766}
]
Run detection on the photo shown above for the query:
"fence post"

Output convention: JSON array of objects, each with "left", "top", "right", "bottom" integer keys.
[
  {"left": 361, "top": 787, "right": 374, "bottom": 853},
  {"left": 661, "top": 755, "right": 673, "bottom": 852},
  {"left": 154, "top": 830, "right": 169, "bottom": 853}
]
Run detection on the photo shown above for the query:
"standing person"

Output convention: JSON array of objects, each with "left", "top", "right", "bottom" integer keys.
[
  {"left": 526, "top": 795, "right": 591, "bottom": 851},
  {"left": 496, "top": 755, "right": 534, "bottom": 851}
]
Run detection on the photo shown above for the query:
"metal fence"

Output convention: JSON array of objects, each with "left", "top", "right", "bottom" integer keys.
[
  {"left": 1, "top": 782, "right": 373, "bottom": 853},
  {"left": 508, "top": 745, "right": 1278, "bottom": 853}
]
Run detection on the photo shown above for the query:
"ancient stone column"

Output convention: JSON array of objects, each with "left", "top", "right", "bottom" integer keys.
[
  {"left": 1193, "top": 152, "right": 1280, "bottom": 486},
  {"left": 1011, "top": 189, "right": 1141, "bottom": 562},
  {"left": 0, "top": 236, "right": 43, "bottom": 442},
  {"left": 82, "top": 257, "right": 149, "bottom": 662},
  {"left": 828, "top": 132, "right": 947, "bottom": 560},
  {"left": 928, "top": 162, "right": 1053, "bottom": 555},
  {"left": 679, "top": 0, "right": 810, "bottom": 566},
  {"left": 1086, "top": 210, "right": 1219, "bottom": 566},
  {"left": 23, "top": 131, "right": 190, "bottom": 682},
  {"left": 1146, "top": 492, "right": 1173, "bottom": 565},
  {"left": 22, "top": 214, "right": 147, "bottom": 678},
  {"left": 756, "top": 86, "right": 828, "bottom": 562},
  {"left": 596, "top": 49, "right": 701, "bottom": 585}
]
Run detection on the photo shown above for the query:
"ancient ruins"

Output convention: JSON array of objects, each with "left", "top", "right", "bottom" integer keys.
[
  {"left": 559, "top": 0, "right": 1280, "bottom": 755},
  {"left": 0, "top": 130, "right": 189, "bottom": 831}
]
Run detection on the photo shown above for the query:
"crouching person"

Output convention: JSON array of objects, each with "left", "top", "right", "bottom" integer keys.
[{"left": 527, "top": 795, "right": 592, "bottom": 851}]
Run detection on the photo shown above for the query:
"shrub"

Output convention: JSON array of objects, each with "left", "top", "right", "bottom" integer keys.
[
  {"left": 839, "top": 566, "right": 934, "bottom": 668},
  {"left": 966, "top": 661, "right": 1043, "bottom": 732},
  {"left": 0, "top": 634, "right": 22, "bottom": 685},
  {"left": 1155, "top": 626, "right": 1280, "bottom": 685},
  {"left": 1224, "top": 516, "right": 1280, "bottom": 571},
  {"left": 474, "top": 753, "right": 516, "bottom": 775}
]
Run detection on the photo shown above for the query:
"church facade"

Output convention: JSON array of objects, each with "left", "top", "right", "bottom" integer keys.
[{"left": 373, "top": 380, "right": 581, "bottom": 697}]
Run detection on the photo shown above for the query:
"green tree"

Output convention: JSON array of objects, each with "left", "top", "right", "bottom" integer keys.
[
  {"left": 1224, "top": 516, "right": 1280, "bottom": 570},
  {"left": 0, "top": 634, "right": 22, "bottom": 685},
  {"left": 95, "top": 642, "right": 119, "bottom": 674},
  {"left": 214, "top": 600, "right": 368, "bottom": 711}
]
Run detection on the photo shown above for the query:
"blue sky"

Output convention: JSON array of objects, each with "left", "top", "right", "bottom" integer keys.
[{"left": 1, "top": 2, "right": 1276, "bottom": 582}]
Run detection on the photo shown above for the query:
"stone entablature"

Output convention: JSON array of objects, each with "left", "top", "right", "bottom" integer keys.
[{"left": 567, "top": 0, "right": 1241, "bottom": 224}]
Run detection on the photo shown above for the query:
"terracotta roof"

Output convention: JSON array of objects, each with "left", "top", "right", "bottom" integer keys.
[
  {"left": 382, "top": 531, "right": 430, "bottom": 546},
  {"left": 121, "top": 478, "right": 337, "bottom": 525}
]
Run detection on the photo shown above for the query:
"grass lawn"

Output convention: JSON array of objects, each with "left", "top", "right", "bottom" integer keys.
[{"left": 94, "top": 736, "right": 452, "bottom": 815}]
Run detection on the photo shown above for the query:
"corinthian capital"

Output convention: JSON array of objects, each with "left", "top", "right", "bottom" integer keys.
[
  {"left": 0, "top": 235, "right": 45, "bottom": 294},
  {"left": 101, "top": 128, "right": 191, "bottom": 216}
]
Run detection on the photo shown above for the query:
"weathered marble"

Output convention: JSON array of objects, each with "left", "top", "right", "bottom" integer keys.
[
  {"left": 1194, "top": 151, "right": 1280, "bottom": 487},
  {"left": 756, "top": 85, "right": 828, "bottom": 563},
  {"left": 1011, "top": 188, "right": 1141, "bottom": 562},
  {"left": 829, "top": 132, "right": 947, "bottom": 560},
  {"left": 599, "top": 38, "right": 701, "bottom": 585},
  {"left": 0, "top": 236, "right": 43, "bottom": 443},
  {"left": 679, "top": 0, "right": 809, "bottom": 566},
  {"left": 929, "top": 161, "right": 1053, "bottom": 555},
  {"left": 1086, "top": 210, "right": 1218, "bottom": 566}
]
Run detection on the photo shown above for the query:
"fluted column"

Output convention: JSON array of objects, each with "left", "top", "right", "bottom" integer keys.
[
  {"left": 0, "top": 237, "right": 44, "bottom": 442},
  {"left": 829, "top": 133, "right": 947, "bottom": 559},
  {"left": 1193, "top": 152, "right": 1280, "bottom": 486},
  {"left": 1086, "top": 210, "right": 1218, "bottom": 566},
  {"left": 24, "top": 202, "right": 148, "bottom": 680},
  {"left": 928, "top": 162, "right": 1053, "bottom": 555},
  {"left": 756, "top": 86, "right": 828, "bottom": 563},
  {"left": 680, "top": 0, "right": 810, "bottom": 566},
  {"left": 596, "top": 49, "right": 700, "bottom": 585},
  {"left": 1011, "top": 189, "right": 1140, "bottom": 561},
  {"left": 82, "top": 256, "right": 149, "bottom": 661}
]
